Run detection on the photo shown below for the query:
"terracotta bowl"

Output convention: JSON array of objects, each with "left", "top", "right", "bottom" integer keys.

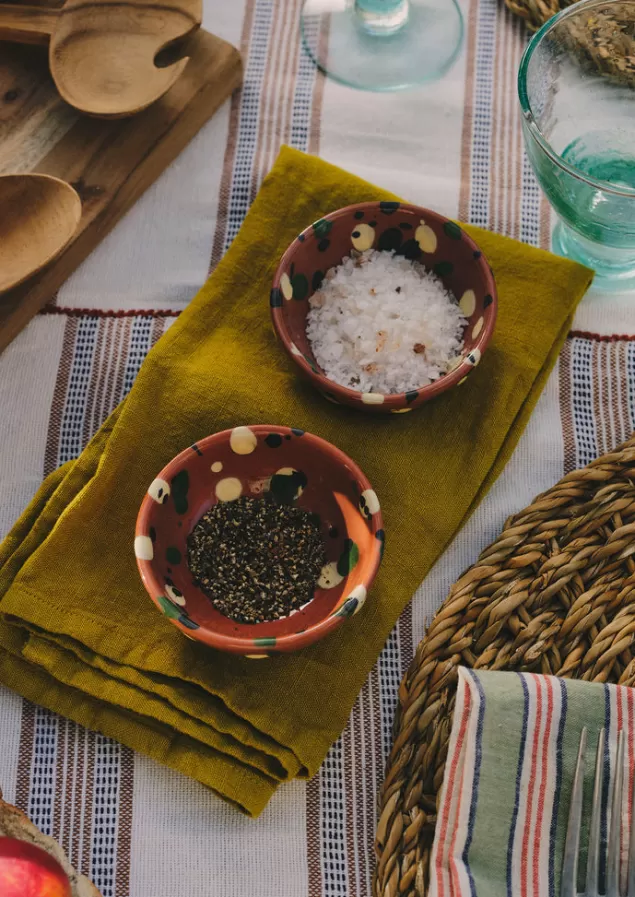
[
  {"left": 271, "top": 201, "right": 497, "bottom": 414},
  {"left": 134, "top": 425, "right": 384, "bottom": 657}
]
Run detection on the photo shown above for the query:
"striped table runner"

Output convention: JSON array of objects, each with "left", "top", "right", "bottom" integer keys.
[
  {"left": 0, "top": 0, "right": 634, "bottom": 893},
  {"left": 430, "top": 669, "right": 635, "bottom": 897}
]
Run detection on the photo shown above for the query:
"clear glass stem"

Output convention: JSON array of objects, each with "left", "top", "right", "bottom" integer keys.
[{"left": 354, "top": 0, "right": 409, "bottom": 35}]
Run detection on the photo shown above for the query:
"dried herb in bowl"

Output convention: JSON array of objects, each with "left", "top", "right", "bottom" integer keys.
[{"left": 187, "top": 495, "right": 327, "bottom": 624}]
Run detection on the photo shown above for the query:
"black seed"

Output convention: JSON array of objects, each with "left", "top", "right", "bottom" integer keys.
[{"left": 187, "top": 496, "right": 326, "bottom": 624}]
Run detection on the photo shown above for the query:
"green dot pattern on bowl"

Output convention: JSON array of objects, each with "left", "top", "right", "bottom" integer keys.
[
  {"left": 270, "top": 201, "right": 497, "bottom": 415},
  {"left": 135, "top": 426, "right": 384, "bottom": 655}
]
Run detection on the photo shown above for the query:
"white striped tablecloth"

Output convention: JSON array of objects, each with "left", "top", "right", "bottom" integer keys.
[{"left": 0, "top": 1, "right": 633, "bottom": 895}]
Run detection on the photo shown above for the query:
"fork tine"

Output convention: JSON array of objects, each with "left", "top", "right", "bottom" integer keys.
[
  {"left": 586, "top": 729, "right": 606, "bottom": 897},
  {"left": 607, "top": 730, "right": 625, "bottom": 897},
  {"left": 563, "top": 728, "right": 587, "bottom": 897},
  {"left": 627, "top": 741, "right": 635, "bottom": 897}
]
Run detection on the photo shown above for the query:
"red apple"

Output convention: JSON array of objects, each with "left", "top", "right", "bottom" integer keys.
[{"left": 0, "top": 837, "right": 72, "bottom": 897}]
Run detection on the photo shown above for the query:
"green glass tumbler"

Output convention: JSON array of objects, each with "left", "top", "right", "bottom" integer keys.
[{"left": 518, "top": 0, "right": 635, "bottom": 289}]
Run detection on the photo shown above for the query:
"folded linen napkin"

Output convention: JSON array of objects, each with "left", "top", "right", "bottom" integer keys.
[
  {"left": 0, "top": 147, "right": 593, "bottom": 816},
  {"left": 431, "top": 669, "right": 635, "bottom": 897}
]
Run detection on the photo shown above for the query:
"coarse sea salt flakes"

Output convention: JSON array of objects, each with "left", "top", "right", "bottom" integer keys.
[{"left": 305, "top": 249, "right": 467, "bottom": 395}]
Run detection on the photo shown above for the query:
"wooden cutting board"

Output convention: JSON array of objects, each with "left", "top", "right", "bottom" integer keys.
[{"left": 0, "top": 28, "right": 242, "bottom": 352}]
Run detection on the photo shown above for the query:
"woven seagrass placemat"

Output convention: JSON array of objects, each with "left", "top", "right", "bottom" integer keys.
[{"left": 374, "top": 434, "right": 635, "bottom": 897}]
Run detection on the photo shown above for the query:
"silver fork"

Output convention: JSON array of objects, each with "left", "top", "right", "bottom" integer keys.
[{"left": 562, "top": 729, "right": 635, "bottom": 897}]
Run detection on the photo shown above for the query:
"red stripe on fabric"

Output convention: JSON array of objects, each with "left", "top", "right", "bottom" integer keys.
[
  {"left": 628, "top": 690, "right": 634, "bottom": 840},
  {"left": 521, "top": 676, "right": 542, "bottom": 897},
  {"left": 532, "top": 676, "right": 554, "bottom": 897},
  {"left": 567, "top": 331, "right": 635, "bottom": 343},
  {"left": 448, "top": 708, "right": 474, "bottom": 897},
  {"left": 39, "top": 306, "right": 181, "bottom": 319},
  {"left": 435, "top": 681, "right": 473, "bottom": 897}
]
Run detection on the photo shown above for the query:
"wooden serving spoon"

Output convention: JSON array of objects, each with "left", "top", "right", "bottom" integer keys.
[
  {"left": 0, "top": 0, "right": 201, "bottom": 118},
  {"left": 0, "top": 174, "right": 81, "bottom": 295}
]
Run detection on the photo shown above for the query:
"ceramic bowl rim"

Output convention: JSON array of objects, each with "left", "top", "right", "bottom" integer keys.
[
  {"left": 135, "top": 425, "right": 384, "bottom": 653},
  {"left": 271, "top": 201, "right": 498, "bottom": 406}
]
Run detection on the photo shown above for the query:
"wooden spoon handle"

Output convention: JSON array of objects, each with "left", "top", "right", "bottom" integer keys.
[{"left": 0, "top": 5, "right": 58, "bottom": 45}]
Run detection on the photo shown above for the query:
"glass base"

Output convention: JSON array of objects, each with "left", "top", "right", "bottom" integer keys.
[
  {"left": 301, "top": 0, "right": 464, "bottom": 92},
  {"left": 553, "top": 221, "right": 635, "bottom": 293}
]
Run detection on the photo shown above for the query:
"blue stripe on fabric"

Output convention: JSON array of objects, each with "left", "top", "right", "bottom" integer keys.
[
  {"left": 463, "top": 670, "right": 487, "bottom": 897},
  {"left": 549, "top": 678, "right": 568, "bottom": 897},
  {"left": 600, "top": 684, "right": 612, "bottom": 888},
  {"left": 507, "top": 673, "right": 530, "bottom": 897}
]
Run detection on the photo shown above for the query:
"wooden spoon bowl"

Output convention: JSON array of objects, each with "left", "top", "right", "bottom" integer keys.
[
  {"left": 0, "top": 174, "right": 81, "bottom": 295},
  {"left": 0, "top": 0, "right": 201, "bottom": 118}
]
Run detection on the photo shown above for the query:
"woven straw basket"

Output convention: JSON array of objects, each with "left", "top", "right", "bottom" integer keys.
[
  {"left": 503, "top": 0, "right": 635, "bottom": 82},
  {"left": 374, "top": 434, "right": 635, "bottom": 897}
]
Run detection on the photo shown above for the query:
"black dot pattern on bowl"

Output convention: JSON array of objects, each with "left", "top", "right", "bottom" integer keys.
[
  {"left": 399, "top": 222, "right": 413, "bottom": 230},
  {"left": 270, "top": 287, "right": 282, "bottom": 308},
  {"left": 354, "top": 210, "right": 364, "bottom": 219},
  {"left": 443, "top": 221, "right": 462, "bottom": 240},
  {"left": 380, "top": 201, "right": 400, "bottom": 214},
  {"left": 291, "top": 273, "right": 309, "bottom": 300},
  {"left": 405, "top": 390, "right": 419, "bottom": 404},
  {"left": 265, "top": 433, "right": 283, "bottom": 448},
  {"left": 312, "top": 270, "right": 324, "bottom": 290},
  {"left": 378, "top": 228, "right": 403, "bottom": 252},
  {"left": 318, "top": 238, "right": 330, "bottom": 252},
  {"left": 166, "top": 546, "right": 181, "bottom": 565},
  {"left": 483, "top": 294, "right": 493, "bottom": 308},
  {"left": 434, "top": 261, "right": 454, "bottom": 277}
]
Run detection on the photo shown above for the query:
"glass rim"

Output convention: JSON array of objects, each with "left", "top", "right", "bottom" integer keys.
[{"left": 517, "top": 0, "right": 635, "bottom": 199}]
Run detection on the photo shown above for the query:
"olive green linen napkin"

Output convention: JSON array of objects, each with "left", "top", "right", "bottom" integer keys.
[{"left": 0, "top": 147, "right": 593, "bottom": 816}]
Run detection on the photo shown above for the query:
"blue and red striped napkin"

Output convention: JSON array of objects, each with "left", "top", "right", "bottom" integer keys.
[{"left": 430, "top": 668, "right": 635, "bottom": 897}]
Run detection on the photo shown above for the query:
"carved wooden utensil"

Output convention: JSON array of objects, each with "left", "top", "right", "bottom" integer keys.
[
  {"left": 0, "top": 0, "right": 201, "bottom": 118},
  {"left": 0, "top": 174, "right": 81, "bottom": 295}
]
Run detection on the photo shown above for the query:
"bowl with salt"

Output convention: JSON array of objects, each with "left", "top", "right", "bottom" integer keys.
[
  {"left": 135, "top": 425, "right": 384, "bottom": 657},
  {"left": 271, "top": 201, "right": 497, "bottom": 413}
]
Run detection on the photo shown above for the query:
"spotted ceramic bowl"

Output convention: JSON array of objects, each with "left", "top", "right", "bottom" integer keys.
[
  {"left": 271, "top": 201, "right": 497, "bottom": 414},
  {"left": 134, "top": 425, "right": 384, "bottom": 656}
]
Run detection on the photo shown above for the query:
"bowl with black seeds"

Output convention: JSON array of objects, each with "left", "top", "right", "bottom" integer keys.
[{"left": 135, "top": 425, "right": 384, "bottom": 656}]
